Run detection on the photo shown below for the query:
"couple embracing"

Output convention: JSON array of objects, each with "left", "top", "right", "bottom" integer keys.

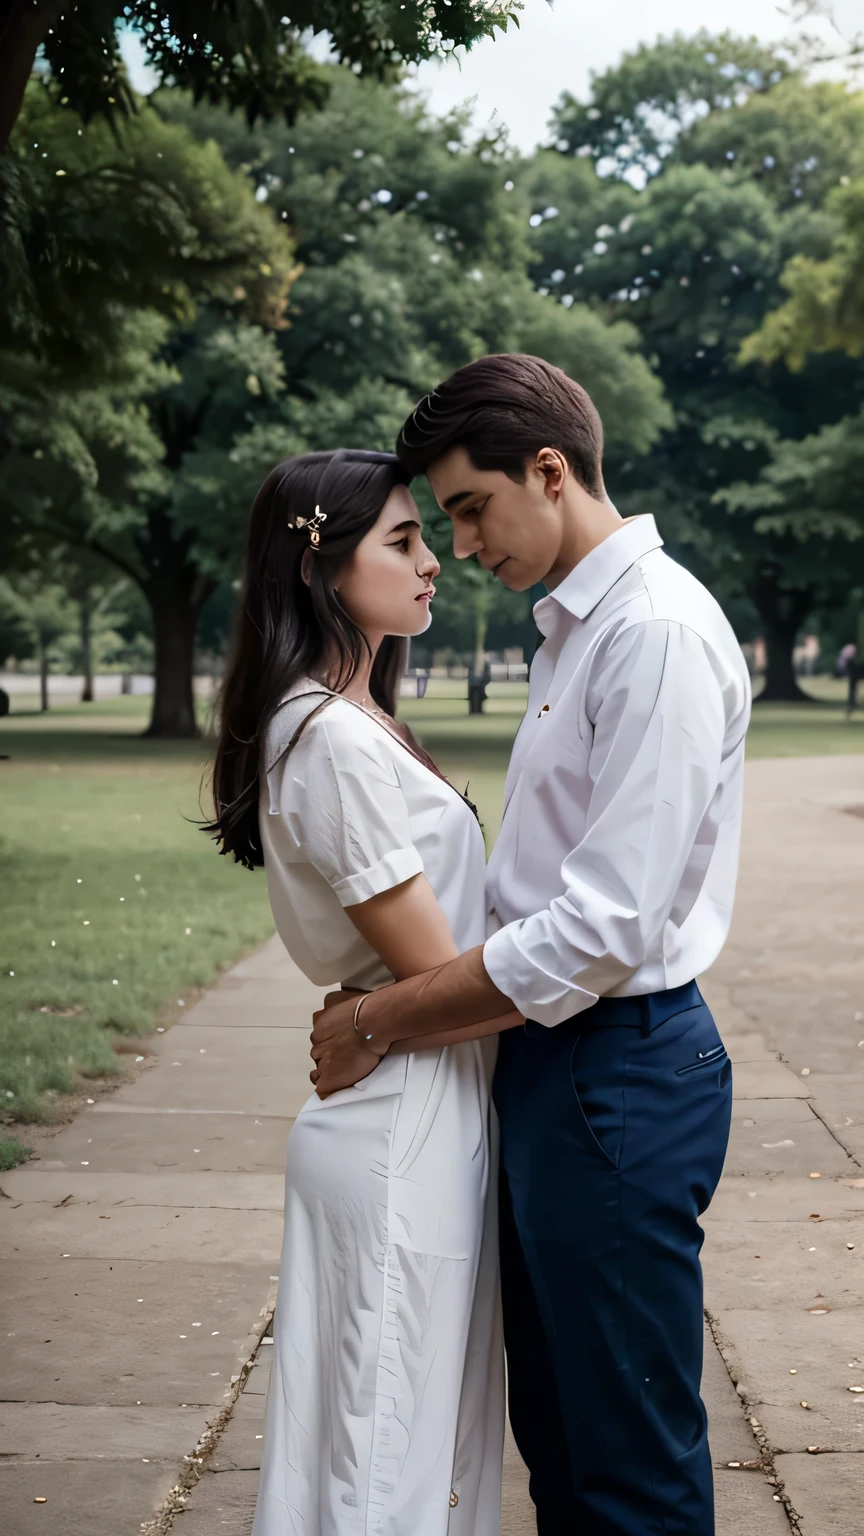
[{"left": 208, "top": 354, "right": 751, "bottom": 1535}]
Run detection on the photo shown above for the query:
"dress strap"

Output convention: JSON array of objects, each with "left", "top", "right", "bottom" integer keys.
[{"left": 264, "top": 691, "right": 336, "bottom": 774}]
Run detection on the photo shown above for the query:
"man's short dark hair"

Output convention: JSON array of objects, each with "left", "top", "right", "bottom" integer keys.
[{"left": 396, "top": 353, "right": 605, "bottom": 496}]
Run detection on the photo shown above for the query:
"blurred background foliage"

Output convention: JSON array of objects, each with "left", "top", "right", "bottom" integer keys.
[{"left": 1, "top": 25, "right": 864, "bottom": 732}]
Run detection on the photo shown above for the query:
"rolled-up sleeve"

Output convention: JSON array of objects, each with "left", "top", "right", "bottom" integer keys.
[
  {"left": 483, "top": 620, "right": 726, "bottom": 1026},
  {"left": 274, "top": 714, "right": 423, "bottom": 907}
]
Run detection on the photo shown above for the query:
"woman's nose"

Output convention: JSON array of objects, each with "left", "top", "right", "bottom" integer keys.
[{"left": 418, "top": 543, "right": 440, "bottom": 579}]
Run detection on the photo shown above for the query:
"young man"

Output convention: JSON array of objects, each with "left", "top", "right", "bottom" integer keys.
[{"left": 311, "top": 353, "right": 751, "bottom": 1534}]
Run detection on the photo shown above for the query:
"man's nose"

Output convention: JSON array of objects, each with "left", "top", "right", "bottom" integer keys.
[{"left": 452, "top": 524, "right": 483, "bottom": 561}]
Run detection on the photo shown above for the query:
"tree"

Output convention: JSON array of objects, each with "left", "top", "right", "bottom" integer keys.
[
  {"left": 538, "top": 37, "right": 864, "bottom": 696},
  {"left": 3, "top": 80, "right": 297, "bottom": 368},
  {"left": 1, "top": 308, "right": 293, "bottom": 739},
  {"left": 549, "top": 30, "right": 793, "bottom": 182},
  {"left": 0, "top": 0, "right": 522, "bottom": 151},
  {"left": 1, "top": 88, "right": 298, "bottom": 737},
  {"left": 0, "top": 573, "right": 77, "bottom": 710},
  {"left": 62, "top": 560, "right": 134, "bottom": 702},
  {"left": 715, "top": 408, "right": 864, "bottom": 696},
  {"left": 740, "top": 178, "right": 864, "bottom": 366},
  {"left": 3, "top": 71, "right": 672, "bottom": 735},
  {"left": 0, "top": 583, "right": 37, "bottom": 670},
  {"left": 151, "top": 73, "right": 670, "bottom": 683}
]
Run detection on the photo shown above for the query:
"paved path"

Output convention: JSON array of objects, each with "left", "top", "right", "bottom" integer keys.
[
  {"left": 2, "top": 754, "right": 862, "bottom": 1534},
  {"left": 0, "top": 940, "right": 326, "bottom": 1536},
  {"left": 700, "top": 754, "right": 864, "bottom": 1535}
]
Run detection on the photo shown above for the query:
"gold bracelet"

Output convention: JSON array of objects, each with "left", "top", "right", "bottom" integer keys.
[{"left": 352, "top": 993, "right": 385, "bottom": 1055}]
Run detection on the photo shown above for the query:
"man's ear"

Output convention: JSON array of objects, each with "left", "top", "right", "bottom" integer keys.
[
  {"left": 535, "top": 448, "right": 568, "bottom": 498},
  {"left": 300, "top": 548, "right": 315, "bottom": 587}
]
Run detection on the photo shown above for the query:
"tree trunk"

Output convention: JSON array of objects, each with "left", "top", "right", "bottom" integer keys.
[
  {"left": 39, "top": 642, "right": 49, "bottom": 713},
  {"left": 130, "top": 504, "right": 217, "bottom": 739},
  {"left": 472, "top": 589, "right": 492, "bottom": 677},
  {"left": 145, "top": 597, "right": 201, "bottom": 739},
  {"left": 0, "top": 2, "right": 63, "bottom": 151},
  {"left": 747, "top": 570, "right": 813, "bottom": 703},
  {"left": 79, "top": 590, "right": 94, "bottom": 703}
]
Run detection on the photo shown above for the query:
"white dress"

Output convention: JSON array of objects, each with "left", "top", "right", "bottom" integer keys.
[{"left": 251, "top": 688, "right": 504, "bottom": 1536}]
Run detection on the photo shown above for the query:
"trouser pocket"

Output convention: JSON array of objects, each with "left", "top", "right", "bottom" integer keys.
[
  {"left": 569, "top": 1030, "right": 626, "bottom": 1170},
  {"left": 676, "top": 1042, "right": 729, "bottom": 1076}
]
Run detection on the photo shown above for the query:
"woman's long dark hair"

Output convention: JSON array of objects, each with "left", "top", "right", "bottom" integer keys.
[{"left": 204, "top": 448, "right": 412, "bottom": 869}]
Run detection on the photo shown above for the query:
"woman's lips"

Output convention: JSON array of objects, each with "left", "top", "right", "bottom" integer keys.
[{"left": 415, "top": 587, "right": 435, "bottom": 602}]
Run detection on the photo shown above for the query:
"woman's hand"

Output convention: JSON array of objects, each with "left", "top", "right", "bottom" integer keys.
[{"left": 310, "top": 991, "right": 383, "bottom": 1098}]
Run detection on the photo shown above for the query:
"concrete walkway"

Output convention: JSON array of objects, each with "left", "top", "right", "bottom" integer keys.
[
  {"left": 2, "top": 754, "right": 862, "bottom": 1534},
  {"left": 0, "top": 939, "right": 325, "bottom": 1536},
  {"left": 700, "top": 754, "right": 864, "bottom": 1536}
]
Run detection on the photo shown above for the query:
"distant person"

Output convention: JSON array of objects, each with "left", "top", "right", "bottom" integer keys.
[
  {"left": 313, "top": 355, "right": 752, "bottom": 1536},
  {"left": 206, "top": 449, "right": 511, "bottom": 1534},
  {"left": 836, "top": 641, "right": 856, "bottom": 678}
]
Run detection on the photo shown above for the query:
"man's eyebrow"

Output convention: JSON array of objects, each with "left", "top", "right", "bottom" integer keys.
[{"left": 442, "top": 489, "right": 476, "bottom": 512}]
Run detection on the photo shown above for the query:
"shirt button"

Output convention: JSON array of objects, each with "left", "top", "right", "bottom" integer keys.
[{"left": 538, "top": 703, "right": 550, "bottom": 717}]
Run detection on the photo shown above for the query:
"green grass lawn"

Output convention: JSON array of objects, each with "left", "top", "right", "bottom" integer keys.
[
  {"left": 0, "top": 699, "right": 274, "bottom": 1161},
  {"left": 2, "top": 676, "right": 862, "bottom": 1165}
]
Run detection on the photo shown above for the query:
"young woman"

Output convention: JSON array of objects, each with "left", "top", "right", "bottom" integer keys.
[{"left": 206, "top": 448, "right": 518, "bottom": 1536}]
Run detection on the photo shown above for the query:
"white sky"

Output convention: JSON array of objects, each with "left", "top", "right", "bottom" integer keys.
[
  {"left": 119, "top": 0, "right": 862, "bottom": 152},
  {"left": 410, "top": 0, "right": 860, "bottom": 149}
]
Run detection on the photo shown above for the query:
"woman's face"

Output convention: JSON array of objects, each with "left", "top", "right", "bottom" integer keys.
[{"left": 335, "top": 485, "right": 439, "bottom": 640}]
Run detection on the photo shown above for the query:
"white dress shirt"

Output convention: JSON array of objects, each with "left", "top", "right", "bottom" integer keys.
[{"left": 483, "top": 514, "right": 752, "bottom": 1027}]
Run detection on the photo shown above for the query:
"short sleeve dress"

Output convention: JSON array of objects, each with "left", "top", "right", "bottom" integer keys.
[{"left": 250, "top": 687, "right": 504, "bottom": 1536}]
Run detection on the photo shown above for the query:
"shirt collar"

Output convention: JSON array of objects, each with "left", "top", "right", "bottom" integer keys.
[{"left": 534, "top": 514, "right": 664, "bottom": 631}]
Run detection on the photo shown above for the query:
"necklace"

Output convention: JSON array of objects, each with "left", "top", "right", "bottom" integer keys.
[{"left": 356, "top": 695, "right": 392, "bottom": 726}]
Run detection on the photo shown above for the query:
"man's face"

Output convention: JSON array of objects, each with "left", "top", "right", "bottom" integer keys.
[{"left": 425, "top": 445, "right": 563, "bottom": 591}]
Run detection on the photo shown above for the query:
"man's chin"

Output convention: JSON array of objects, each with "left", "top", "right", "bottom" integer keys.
[{"left": 496, "top": 564, "right": 534, "bottom": 593}]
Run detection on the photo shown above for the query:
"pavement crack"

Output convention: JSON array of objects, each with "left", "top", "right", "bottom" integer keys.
[
  {"left": 704, "top": 1307, "right": 803, "bottom": 1534},
  {"left": 138, "top": 1280, "right": 278, "bottom": 1535},
  {"left": 806, "top": 1100, "right": 862, "bottom": 1168}
]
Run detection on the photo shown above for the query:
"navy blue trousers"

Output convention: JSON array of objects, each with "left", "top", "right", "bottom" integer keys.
[{"left": 493, "top": 982, "right": 732, "bottom": 1535}]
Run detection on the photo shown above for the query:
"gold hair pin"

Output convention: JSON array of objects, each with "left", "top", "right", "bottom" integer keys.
[{"left": 289, "top": 504, "right": 327, "bottom": 547}]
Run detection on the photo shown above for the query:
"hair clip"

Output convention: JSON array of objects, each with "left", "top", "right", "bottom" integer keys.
[{"left": 289, "top": 504, "right": 327, "bottom": 547}]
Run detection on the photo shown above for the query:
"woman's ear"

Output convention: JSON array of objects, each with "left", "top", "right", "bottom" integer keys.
[{"left": 300, "top": 548, "right": 315, "bottom": 588}]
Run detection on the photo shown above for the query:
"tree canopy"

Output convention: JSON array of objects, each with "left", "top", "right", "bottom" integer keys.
[
  {"left": 741, "top": 178, "right": 864, "bottom": 367},
  {"left": 1, "top": 67, "right": 670, "bottom": 736},
  {"left": 549, "top": 29, "right": 793, "bottom": 182},
  {"left": 7, "top": 27, "right": 863, "bottom": 726},
  {"left": 2, "top": 80, "right": 297, "bottom": 367},
  {"left": 533, "top": 34, "right": 864, "bottom": 696},
  {"left": 0, "top": 0, "right": 522, "bottom": 150}
]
